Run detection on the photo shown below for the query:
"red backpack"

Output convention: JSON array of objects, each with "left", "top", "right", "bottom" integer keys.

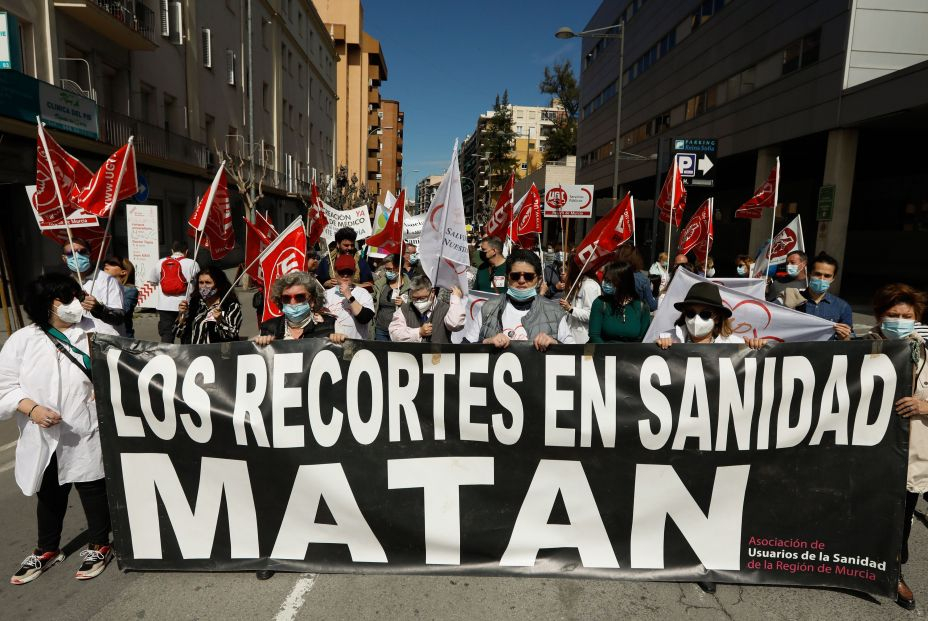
[{"left": 160, "top": 257, "right": 188, "bottom": 296}]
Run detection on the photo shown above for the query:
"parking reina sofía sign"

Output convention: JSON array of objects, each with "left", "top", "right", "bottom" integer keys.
[{"left": 543, "top": 184, "right": 594, "bottom": 218}]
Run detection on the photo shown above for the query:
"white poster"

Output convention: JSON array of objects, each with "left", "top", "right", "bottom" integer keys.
[
  {"left": 322, "top": 205, "right": 372, "bottom": 244},
  {"left": 25, "top": 185, "right": 100, "bottom": 230},
  {"left": 403, "top": 212, "right": 426, "bottom": 248},
  {"left": 543, "top": 184, "right": 594, "bottom": 218},
  {"left": 126, "top": 203, "right": 162, "bottom": 309},
  {"left": 644, "top": 269, "right": 834, "bottom": 343}
]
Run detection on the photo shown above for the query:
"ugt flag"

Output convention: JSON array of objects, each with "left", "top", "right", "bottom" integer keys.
[
  {"left": 419, "top": 140, "right": 470, "bottom": 294},
  {"left": 259, "top": 218, "right": 306, "bottom": 322},
  {"left": 484, "top": 173, "right": 514, "bottom": 242},
  {"left": 509, "top": 184, "right": 542, "bottom": 249},
  {"left": 74, "top": 140, "right": 139, "bottom": 217}
]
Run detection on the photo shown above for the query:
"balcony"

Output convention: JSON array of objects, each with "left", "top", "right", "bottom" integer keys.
[
  {"left": 367, "top": 133, "right": 380, "bottom": 150},
  {"left": 98, "top": 106, "right": 207, "bottom": 169},
  {"left": 55, "top": 0, "right": 158, "bottom": 51},
  {"left": 367, "top": 156, "right": 380, "bottom": 172},
  {"left": 368, "top": 88, "right": 380, "bottom": 106}
]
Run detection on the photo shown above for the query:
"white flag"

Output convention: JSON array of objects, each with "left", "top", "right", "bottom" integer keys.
[
  {"left": 752, "top": 214, "right": 805, "bottom": 278},
  {"left": 420, "top": 140, "right": 470, "bottom": 293},
  {"left": 644, "top": 269, "right": 834, "bottom": 343},
  {"left": 452, "top": 291, "right": 498, "bottom": 344}
]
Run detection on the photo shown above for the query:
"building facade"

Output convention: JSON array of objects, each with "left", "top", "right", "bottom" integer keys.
[
  {"left": 377, "top": 98, "right": 403, "bottom": 204},
  {"left": 314, "top": 0, "right": 391, "bottom": 202},
  {"left": 576, "top": 0, "right": 928, "bottom": 301},
  {"left": 415, "top": 174, "right": 443, "bottom": 214},
  {"left": 0, "top": 0, "right": 336, "bottom": 290}
]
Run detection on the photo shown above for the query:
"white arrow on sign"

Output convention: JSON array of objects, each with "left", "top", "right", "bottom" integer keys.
[{"left": 698, "top": 154, "right": 714, "bottom": 175}]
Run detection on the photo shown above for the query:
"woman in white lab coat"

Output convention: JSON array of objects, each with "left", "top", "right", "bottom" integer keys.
[{"left": 0, "top": 273, "right": 112, "bottom": 585}]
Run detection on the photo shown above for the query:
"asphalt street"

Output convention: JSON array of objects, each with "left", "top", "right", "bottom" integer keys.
[{"left": 0, "top": 295, "right": 915, "bottom": 620}]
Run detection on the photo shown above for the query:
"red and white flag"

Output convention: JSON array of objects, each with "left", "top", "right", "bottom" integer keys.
[
  {"left": 678, "top": 198, "right": 714, "bottom": 258},
  {"left": 306, "top": 180, "right": 329, "bottom": 247},
  {"left": 255, "top": 211, "right": 278, "bottom": 241},
  {"left": 74, "top": 141, "right": 139, "bottom": 217},
  {"left": 484, "top": 173, "right": 514, "bottom": 241},
  {"left": 752, "top": 213, "right": 804, "bottom": 278},
  {"left": 509, "top": 184, "right": 542, "bottom": 249},
  {"left": 656, "top": 160, "right": 686, "bottom": 226},
  {"left": 419, "top": 140, "right": 470, "bottom": 293},
  {"left": 573, "top": 192, "right": 635, "bottom": 272},
  {"left": 34, "top": 125, "right": 92, "bottom": 215},
  {"left": 365, "top": 189, "right": 406, "bottom": 254},
  {"left": 244, "top": 218, "right": 272, "bottom": 286},
  {"left": 188, "top": 164, "right": 235, "bottom": 260},
  {"left": 259, "top": 218, "right": 306, "bottom": 322},
  {"left": 736, "top": 158, "right": 780, "bottom": 219}
]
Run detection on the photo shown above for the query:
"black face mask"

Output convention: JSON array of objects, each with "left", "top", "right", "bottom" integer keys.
[{"left": 479, "top": 250, "right": 489, "bottom": 262}]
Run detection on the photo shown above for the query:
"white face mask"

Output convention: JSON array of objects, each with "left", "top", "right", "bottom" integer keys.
[
  {"left": 706, "top": 268, "right": 716, "bottom": 277},
  {"left": 55, "top": 298, "right": 84, "bottom": 325},
  {"left": 413, "top": 298, "right": 432, "bottom": 313},
  {"left": 685, "top": 315, "right": 715, "bottom": 338}
]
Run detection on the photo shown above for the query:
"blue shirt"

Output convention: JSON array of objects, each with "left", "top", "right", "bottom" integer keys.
[
  {"left": 798, "top": 291, "right": 853, "bottom": 332},
  {"left": 634, "top": 271, "right": 658, "bottom": 312}
]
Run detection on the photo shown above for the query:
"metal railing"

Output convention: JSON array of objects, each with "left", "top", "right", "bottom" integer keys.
[
  {"left": 98, "top": 106, "right": 208, "bottom": 169},
  {"left": 87, "top": 1, "right": 159, "bottom": 46}
]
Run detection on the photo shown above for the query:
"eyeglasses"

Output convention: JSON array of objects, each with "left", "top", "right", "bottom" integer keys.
[
  {"left": 336, "top": 270, "right": 354, "bottom": 278},
  {"left": 684, "top": 309, "right": 714, "bottom": 320},
  {"left": 509, "top": 272, "right": 537, "bottom": 283},
  {"left": 281, "top": 293, "right": 308, "bottom": 304}
]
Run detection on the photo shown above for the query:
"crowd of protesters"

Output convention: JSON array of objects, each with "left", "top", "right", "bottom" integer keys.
[{"left": 1, "top": 226, "right": 927, "bottom": 610}]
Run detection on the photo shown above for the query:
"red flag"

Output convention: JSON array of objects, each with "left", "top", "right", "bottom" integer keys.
[
  {"left": 244, "top": 218, "right": 271, "bottom": 286},
  {"left": 736, "top": 158, "right": 780, "bottom": 219},
  {"left": 573, "top": 193, "right": 635, "bottom": 272},
  {"left": 509, "top": 184, "right": 542, "bottom": 248},
  {"left": 484, "top": 174, "right": 514, "bottom": 241},
  {"left": 656, "top": 161, "right": 686, "bottom": 226},
  {"left": 35, "top": 126, "right": 92, "bottom": 215},
  {"left": 74, "top": 142, "right": 139, "bottom": 217},
  {"left": 306, "top": 180, "right": 329, "bottom": 247},
  {"left": 188, "top": 166, "right": 235, "bottom": 260},
  {"left": 365, "top": 189, "right": 406, "bottom": 254},
  {"left": 254, "top": 211, "right": 278, "bottom": 240},
  {"left": 678, "top": 199, "right": 714, "bottom": 258},
  {"left": 259, "top": 219, "right": 307, "bottom": 322}
]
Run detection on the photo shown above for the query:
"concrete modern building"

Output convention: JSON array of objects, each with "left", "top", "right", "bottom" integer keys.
[
  {"left": 314, "top": 0, "right": 391, "bottom": 202},
  {"left": 514, "top": 155, "right": 577, "bottom": 246},
  {"left": 415, "top": 174, "right": 443, "bottom": 214},
  {"left": 377, "top": 98, "right": 403, "bottom": 204},
  {"left": 0, "top": 0, "right": 336, "bottom": 289},
  {"left": 576, "top": 0, "right": 928, "bottom": 301}
]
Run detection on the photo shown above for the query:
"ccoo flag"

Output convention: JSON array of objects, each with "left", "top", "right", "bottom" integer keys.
[
  {"left": 656, "top": 160, "right": 686, "bottom": 226},
  {"left": 573, "top": 192, "right": 635, "bottom": 272},
  {"left": 259, "top": 218, "right": 307, "bottom": 322},
  {"left": 35, "top": 124, "right": 93, "bottom": 215},
  {"left": 484, "top": 173, "right": 514, "bottom": 242},
  {"left": 509, "top": 184, "right": 543, "bottom": 249},
  {"left": 188, "top": 164, "right": 235, "bottom": 260},
  {"left": 678, "top": 198, "right": 714, "bottom": 259},
  {"left": 736, "top": 158, "right": 780, "bottom": 219}
]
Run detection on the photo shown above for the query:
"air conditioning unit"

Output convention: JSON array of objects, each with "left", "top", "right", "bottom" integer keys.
[
  {"left": 160, "top": 0, "right": 170, "bottom": 37},
  {"left": 201, "top": 29, "right": 212, "bottom": 68},
  {"left": 170, "top": 2, "right": 183, "bottom": 45},
  {"left": 226, "top": 50, "right": 236, "bottom": 85}
]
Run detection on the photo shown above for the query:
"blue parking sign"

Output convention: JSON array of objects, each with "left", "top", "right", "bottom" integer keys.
[{"left": 675, "top": 153, "right": 697, "bottom": 177}]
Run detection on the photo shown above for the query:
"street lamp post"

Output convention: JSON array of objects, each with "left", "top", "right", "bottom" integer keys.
[{"left": 555, "top": 23, "right": 625, "bottom": 202}]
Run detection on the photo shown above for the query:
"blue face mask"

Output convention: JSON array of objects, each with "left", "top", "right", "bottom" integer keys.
[
  {"left": 882, "top": 318, "right": 915, "bottom": 340},
  {"left": 808, "top": 278, "right": 831, "bottom": 295},
  {"left": 385, "top": 270, "right": 397, "bottom": 282},
  {"left": 786, "top": 263, "right": 800, "bottom": 277},
  {"left": 66, "top": 253, "right": 92, "bottom": 274},
  {"left": 282, "top": 302, "right": 312, "bottom": 322},
  {"left": 736, "top": 265, "right": 747, "bottom": 276},
  {"left": 601, "top": 282, "right": 616, "bottom": 295},
  {"left": 409, "top": 253, "right": 420, "bottom": 265},
  {"left": 507, "top": 286, "right": 537, "bottom": 302}
]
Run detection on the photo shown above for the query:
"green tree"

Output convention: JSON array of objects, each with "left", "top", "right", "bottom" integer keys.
[
  {"left": 481, "top": 90, "right": 517, "bottom": 192},
  {"left": 539, "top": 60, "right": 580, "bottom": 161}
]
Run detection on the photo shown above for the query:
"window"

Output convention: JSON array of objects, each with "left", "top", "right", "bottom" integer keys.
[
  {"left": 801, "top": 30, "right": 821, "bottom": 66},
  {"left": 282, "top": 98, "right": 288, "bottom": 126},
  {"left": 201, "top": 28, "right": 212, "bottom": 68},
  {"left": 226, "top": 50, "right": 236, "bottom": 86},
  {"left": 299, "top": 112, "right": 304, "bottom": 136},
  {"left": 263, "top": 82, "right": 269, "bottom": 111},
  {"left": 782, "top": 40, "right": 801, "bottom": 75}
]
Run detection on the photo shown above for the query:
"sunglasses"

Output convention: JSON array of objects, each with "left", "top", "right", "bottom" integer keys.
[
  {"left": 280, "top": 293, "right": 308, "bottom": 304},
  {"left": 509, "top": 271, "right": 537, "bottom": 283},
  {"left": 57, "top": 291, "right": 87, "bottom": 304},
  {"left": 684, "top": 309, "right": 715, "bottom": 320},
  {"left": 336, "top": 270, "right": 355, "bottom": 278}
]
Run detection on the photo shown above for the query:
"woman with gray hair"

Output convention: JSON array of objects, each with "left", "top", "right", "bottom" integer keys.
[
  {"left": 253, "top": 272, "right": 334, "bottom": 345},
  {"left": 388, "top": 274, "right": 465, "bottom": 343}
]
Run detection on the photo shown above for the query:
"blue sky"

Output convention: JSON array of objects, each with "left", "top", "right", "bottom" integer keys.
[{"left": 363, "top": 0, "right": 603, "bottom": 184}]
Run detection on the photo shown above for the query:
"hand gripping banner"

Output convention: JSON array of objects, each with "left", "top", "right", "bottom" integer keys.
[{"left": 92, "top": 337, "right": 910, "bottom": 597}]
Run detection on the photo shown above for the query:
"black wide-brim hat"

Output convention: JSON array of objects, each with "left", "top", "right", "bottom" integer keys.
[{"left": 673, "top": 282, "right": 732, "bottom": 318}]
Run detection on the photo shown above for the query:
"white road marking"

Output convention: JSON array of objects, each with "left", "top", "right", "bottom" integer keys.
[
  {"left": 0, "top": 460, "right": 15, "bottom": 474},
  {"left": 274, "top": 573, "right": 318, "bottom": 621},
  {"left": 0, "top": 440, "right": 17, "bottom": 452}
]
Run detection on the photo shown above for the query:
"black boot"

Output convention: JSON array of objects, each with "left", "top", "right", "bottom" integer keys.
[
  {"left": 256, "top": 570, "right": 275, "bottom": 580},
  {"left": 697, "top": 581, "right": 716, "bottom": 594}
]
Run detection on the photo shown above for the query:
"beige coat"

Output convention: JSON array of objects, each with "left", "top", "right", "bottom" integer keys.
[{"left": 866, "top": 330, "right": 928, "bottom": 493}]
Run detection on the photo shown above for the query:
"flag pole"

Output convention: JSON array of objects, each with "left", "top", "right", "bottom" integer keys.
[
  {"left": 630, "top": 194, "right": 637, "bottom": 247},
  {"left": 567, "top": 248, "right": 596, "bottom": 300},
  {"left": 704, "top": 197, "right": 712, "bottom": 277},
  {"left": 764, "top": 157, "right": 780, "bottom": 278},
  {"left": 431, "top": 153, "right": 456, "bottom": 288},
  {"left": 90, "top": 138, "right": 135, "bottom": 292},
  {"left": 192, "top": 160, "right": 227, "bottom": 263},
  {"left": 664, "top": 163, "right": 675, "bottom": 262},
  {"left": 36, "top": 119, "right": 81, "bottom": 285}
]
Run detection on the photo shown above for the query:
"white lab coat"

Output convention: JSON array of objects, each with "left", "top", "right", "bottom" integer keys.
[
  {"left": 563, "top": 277, "right": 602, "bottom": 344},
  {"left": 147, "top": 253, "right": 201, "bottom": 312},
  {"left": 82, "top": 270, "right": 122, "bottom": 336},
  {"left": 0, "top": 320, "right": 104, "bottom": 495}
]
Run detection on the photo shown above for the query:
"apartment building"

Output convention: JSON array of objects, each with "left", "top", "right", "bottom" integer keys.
[
  {"left": 0, "top": 0, "right": 336, "bottom": 289},
  {"left": 414, "top": 174, "right": 443, "bottom": 214},
  {"left": 377, "top": 98, "right": 403, "bottom": 204}
]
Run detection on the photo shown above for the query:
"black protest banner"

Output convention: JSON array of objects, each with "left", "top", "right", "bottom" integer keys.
[{"left": 92, "top": 336, "right": 910, "bottom": 596}]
